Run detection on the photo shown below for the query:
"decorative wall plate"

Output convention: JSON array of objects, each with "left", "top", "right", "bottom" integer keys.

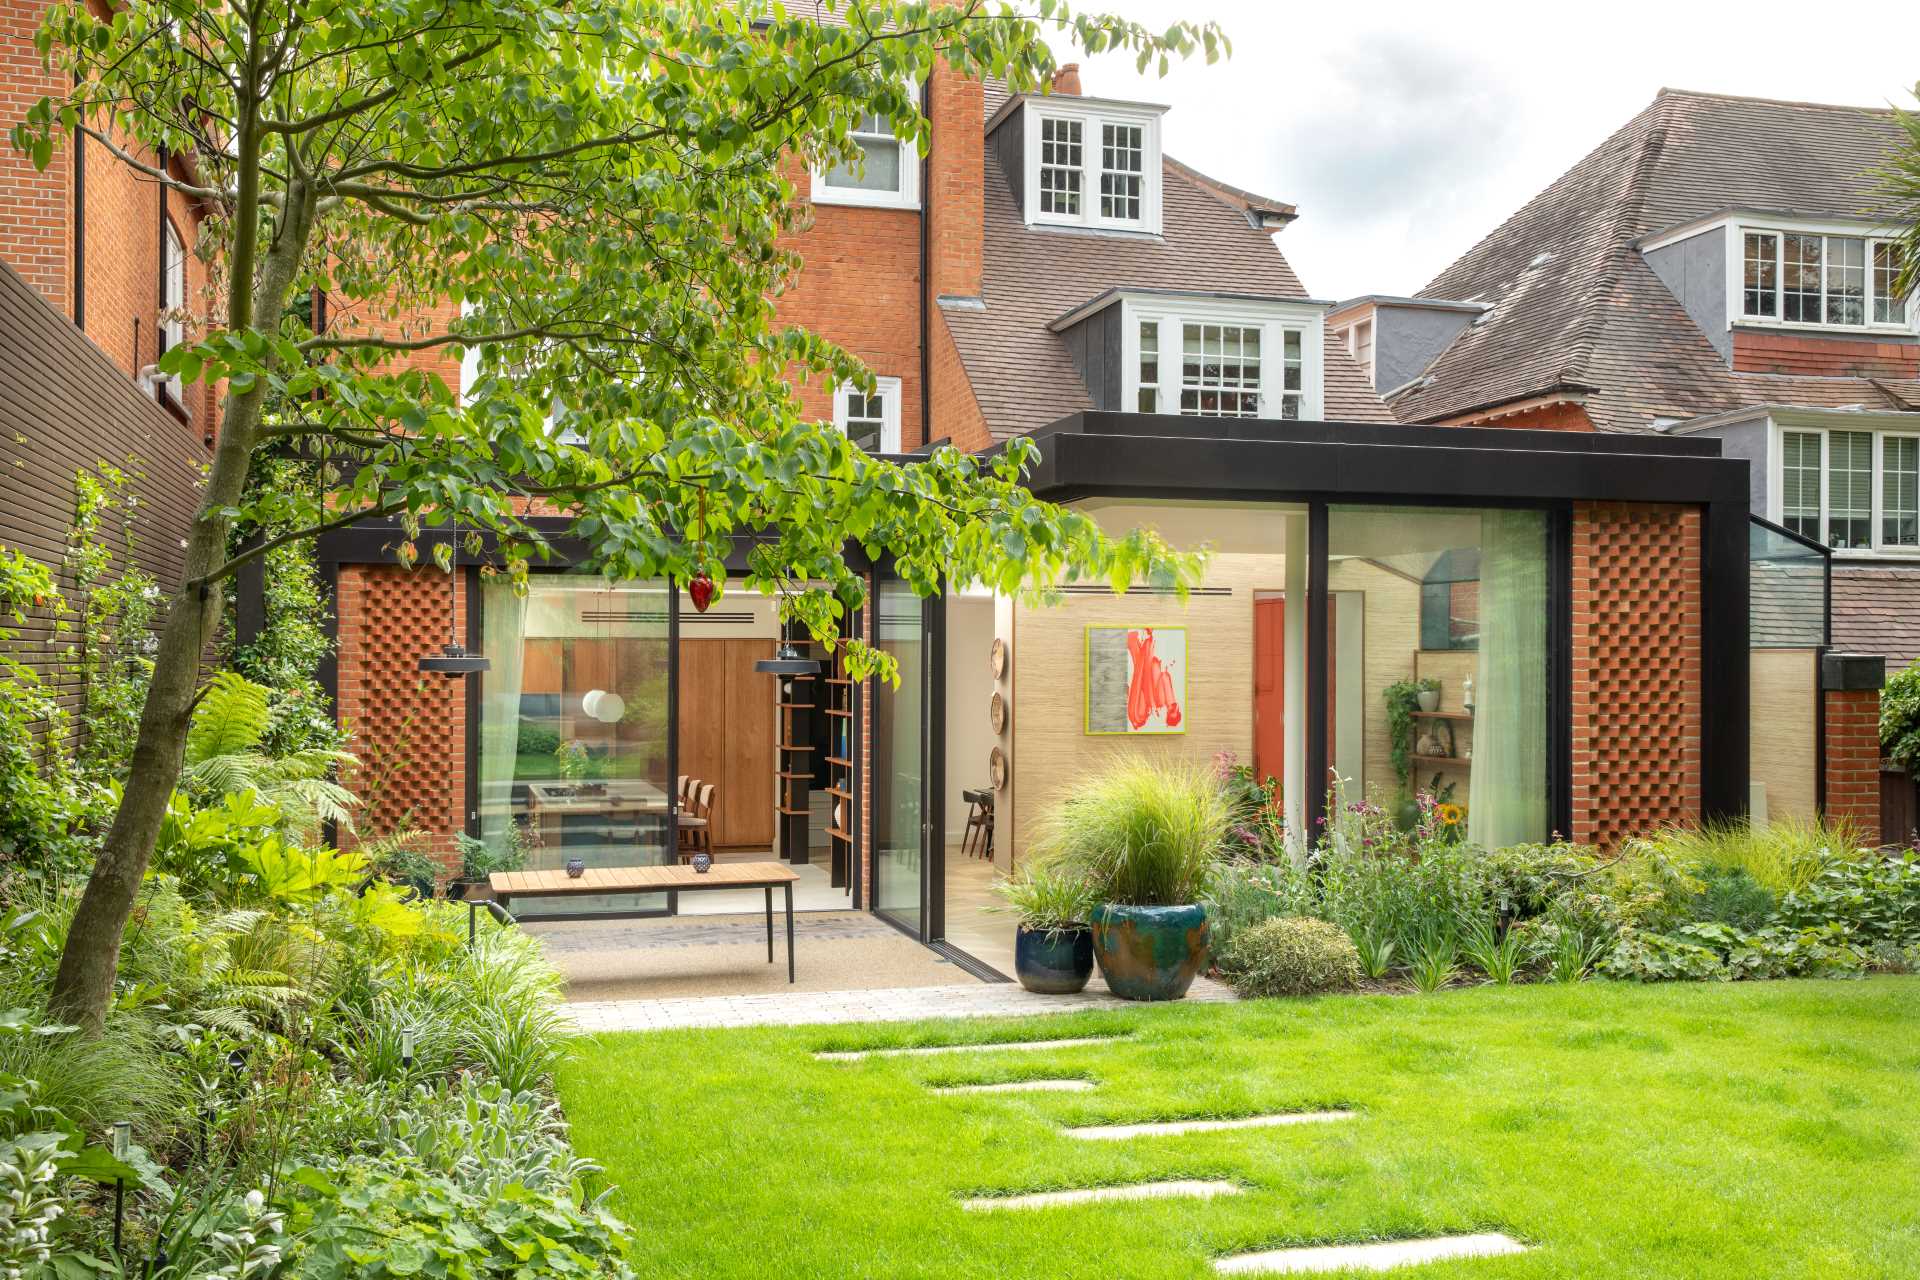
[
  {"left": 989, "top": 636, "right": 1007, "bottom": 680},
  {"left": 989, "top": 746, "right": 1008, "bottom": 791},
  {"left": 989, "top": 691, "right": 1008, "bottom": 736}
]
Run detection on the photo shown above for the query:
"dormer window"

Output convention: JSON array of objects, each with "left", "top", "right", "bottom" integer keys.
[
  {"left": 1117, "top": 295, "right": 1324, "bottom": 420},
  {"left": 1022, "top": 98, "right": 1164, "bottom": 234},
  {"left": 1739, "top": 225, "right": 1908, "bottom": 331},
  {"left": 813, "top": 112, "right": 919, "bottom": 211}
]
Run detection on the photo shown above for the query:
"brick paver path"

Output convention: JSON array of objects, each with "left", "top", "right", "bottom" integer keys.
[{"left": 564, "top": 977, "right": 1234, "bottom": 1033}]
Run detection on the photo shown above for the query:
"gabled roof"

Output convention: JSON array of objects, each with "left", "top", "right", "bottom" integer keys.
[
  {"left": 941, "top": 138, "right": 1391, "bottom": 439},
  {"left": 1389, "top": 88, "right": 1915, "bottom": 431}
]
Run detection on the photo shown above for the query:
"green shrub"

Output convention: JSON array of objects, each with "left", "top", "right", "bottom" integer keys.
[
  {"left": 1690, "top": 865, "right": 1776, "bottom": 931},
  {"left": 1203, "top": 859, "right": 1312, "bottom": 958},
  {"left": 1039, "top": 759, "right": 1227, "bottom": 906},
  {"left": 1882, "top": 659, "right": 1920, "bottom": 772},
  {"left": 1598, "top": 928, "right": 1727, "bottom": 983},
  {"left": 1639, "top": 817, "right": 1862, "bottom": 896},
  {"left": 516, "top": 721, "right": 562, "bottom": 758},
  {"left": 1219, "top": 917, "right": 1360, "bottom": 998},
  {"left": 1774, "top": 851, "right": 1920, "bottom": 947}
]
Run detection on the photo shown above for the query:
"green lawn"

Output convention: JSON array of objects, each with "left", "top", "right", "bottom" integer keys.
[{"left": 558, "top": 978, "right": 1920, "bottom": 1278}]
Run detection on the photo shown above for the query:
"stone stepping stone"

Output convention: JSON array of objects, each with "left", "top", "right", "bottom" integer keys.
[
  {"left": 1213, "top": 1233, "right": 1529, "bottom": 1274},
  {"left": 962, "top": 1179, "right": 1243, "bottom": 1213},
  {"left": 932, "top": 1079, "right": 1097, "bottom": 1095},
  {"left": 1064, "top": 1110, "right": 1356, "bottom": 1140},
  {"left": 815, "top": 1036, "right": 1121, "bottom": 1061}
]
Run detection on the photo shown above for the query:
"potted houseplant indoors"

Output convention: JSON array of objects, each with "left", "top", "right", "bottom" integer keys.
[
  {"left": 1043, "top": 759, "right": 1227, "bottom": 1001},
  {"left": 992, "top": 862, "right": 1097, "bottom": 994}
]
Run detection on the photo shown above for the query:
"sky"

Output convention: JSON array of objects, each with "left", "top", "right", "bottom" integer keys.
[{"left": 1072, "top": 0, "right": 1920, "bottom": 302}]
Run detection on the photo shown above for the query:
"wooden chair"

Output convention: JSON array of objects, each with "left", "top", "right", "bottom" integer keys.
[
  {"left": 962, "top": 790, "right": 994, "bottom": 859},
  {"left": 678, "top": 782, "right": 716, "bottom": 862}
]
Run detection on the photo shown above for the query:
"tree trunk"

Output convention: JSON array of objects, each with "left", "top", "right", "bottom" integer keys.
[{"left": 47, "top": 169, "right": 314, "bottom": 1031}]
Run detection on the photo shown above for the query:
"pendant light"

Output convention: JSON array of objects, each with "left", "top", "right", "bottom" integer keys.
[
  {"left": 418, "top": 532, "right": 489, "bottom": 677},
  {"left": 754, "top": 641, "right": 820, "bottom": 677}
]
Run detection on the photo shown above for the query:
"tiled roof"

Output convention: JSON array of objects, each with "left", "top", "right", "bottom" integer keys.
[
  {"left": 943, "top": 140, "right": 1391, "bottom": 439},
  {"left": 1390, "top": 89, "right": 1915, "bottom": 431},
  {"left": 1832, "top": 566, "right": 1920, "bottom": 667}
]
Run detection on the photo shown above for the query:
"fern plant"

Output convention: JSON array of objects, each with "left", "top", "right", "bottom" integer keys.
[{"left": 183, "top": 672, "right": 359, "bottom": 836}]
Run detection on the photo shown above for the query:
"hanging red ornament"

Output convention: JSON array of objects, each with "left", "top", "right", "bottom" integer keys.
[{"left": 687, "top": 573, "right": 715, "bottom": 613}]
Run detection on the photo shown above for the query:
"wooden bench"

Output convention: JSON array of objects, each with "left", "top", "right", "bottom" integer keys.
[{"left": 487, "top": 862, "right": 800, "bottom": 982}]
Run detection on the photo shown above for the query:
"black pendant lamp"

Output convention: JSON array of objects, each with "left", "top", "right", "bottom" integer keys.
[
  {"left": 754, "top": 641, "right": 820, "bottom": 676},
  {"left": 418, "top": 538, "right": 490, "bottom": 677}
]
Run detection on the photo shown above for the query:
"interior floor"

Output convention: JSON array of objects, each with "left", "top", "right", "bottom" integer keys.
[
  {"left": 941, "top": 838, "right": 1015, "bottom": 977},
  {"left": 671, "top": 846, "right": 855, "bottom": 915}
]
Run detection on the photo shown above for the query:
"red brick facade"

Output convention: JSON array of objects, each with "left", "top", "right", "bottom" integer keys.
[
  {"left": 2, "top": 0, "right": 221, "bottom": 436},
  {"left": 334, "top": 564, "right": 470, "bottom": 863},
  {"left": 1821, "top": 686, "right": 1882, "bottom": 833},
  {"left": 1569, "top": 501, "right": 1704, "bottom": 847},
  {"left": 1732, "top": 329, "right": 1920, "bottom": 380}
]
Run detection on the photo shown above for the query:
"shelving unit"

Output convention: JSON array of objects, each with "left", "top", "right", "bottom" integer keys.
[
  {"left": 773, "top": 632, "right": 815, "bottom": 865},
  {"left": 822, "top": 652, "right": 856, "bottom": 891},
  {"left": 1409, "top": 709, "right": 1472, "bottom": 775}
]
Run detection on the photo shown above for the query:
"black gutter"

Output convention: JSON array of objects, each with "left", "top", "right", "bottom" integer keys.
[{"left": 71, "top": 99, "right": 84, "bottom": 330}]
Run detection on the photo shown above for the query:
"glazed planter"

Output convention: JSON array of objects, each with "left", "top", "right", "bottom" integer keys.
[
  {"left": 1416, "top": 687, "right": 1441, "bottom": 712},
  {"left": 1089, "top": 902, "right": 1211, "bottom": 1001},
  {"left": 1013, "top": 925, "right": 1094, "bottom": 995}
]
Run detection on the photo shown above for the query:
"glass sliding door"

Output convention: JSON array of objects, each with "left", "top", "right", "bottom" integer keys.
[
  {"left": 872, "top": 578, "right": 928, "bottom": 933},
  {"left": 1325, "top": 506, "right": 1550, "bottom": 848},
  {"left": 476, "top": 573, "right": 673, "bottom": 913}
]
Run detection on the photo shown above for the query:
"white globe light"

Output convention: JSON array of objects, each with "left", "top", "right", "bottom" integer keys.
[
  {"left": 580, "top": 689, "right": 605, "bottom": 720},
  {"left": 592, "top": 692, "right": 626, "bottom": 723}
]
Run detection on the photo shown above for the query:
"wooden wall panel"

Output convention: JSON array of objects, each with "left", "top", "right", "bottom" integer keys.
[
  {"left": 675, "top": 638, "right": 775, "bottom": 849},
  {"left": 1750, "top": 648, "right": 1817, "bottom": 822}
]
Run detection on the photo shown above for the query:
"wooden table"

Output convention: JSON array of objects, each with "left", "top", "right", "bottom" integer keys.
[
  {"left": 523, "top": 780, "right": 669, "bottom": 854},
  {"left": 489, "top": 861, "right": 801, "bottom": 982}
]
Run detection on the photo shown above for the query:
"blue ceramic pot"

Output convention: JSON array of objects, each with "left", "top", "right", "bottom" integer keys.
[
  {"left": 1089, "top": 902, "right": 1210, "bottom": 1001},
  {"left": 1013, "top": 925, "right": 1094, "bottom": 995}
]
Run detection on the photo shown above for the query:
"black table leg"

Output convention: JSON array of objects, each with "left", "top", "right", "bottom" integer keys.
[
  {"left": 785, "top": 882, "right": 795, "bottom": 983},
  {"left": 765, "top": 886, "right": 774, "bottom": 964}
]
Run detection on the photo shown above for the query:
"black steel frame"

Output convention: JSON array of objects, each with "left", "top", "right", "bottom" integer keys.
[{"left": 312, "top": 410, "right": 1754, "bottom": 941}]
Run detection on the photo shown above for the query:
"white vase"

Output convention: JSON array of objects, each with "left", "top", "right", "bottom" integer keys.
[{"left": 1416, "top": 688, "right": 1441, "bottom": 712}]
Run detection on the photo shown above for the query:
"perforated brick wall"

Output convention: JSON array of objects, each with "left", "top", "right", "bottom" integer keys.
[
  {"left": 1569, "top": 501, "right": 1703, "bottom": 847},
  {"left": 335, "top": 564, "right": 468, "bottom": 864}
]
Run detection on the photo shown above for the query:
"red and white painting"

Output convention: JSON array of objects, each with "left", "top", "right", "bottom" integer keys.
[{"left": 1085, "top": 625, "right": 1187, "bottom": 735}]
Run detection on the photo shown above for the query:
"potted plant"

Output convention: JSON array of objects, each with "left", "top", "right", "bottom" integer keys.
[
  {"left": 1415, "top": 677, "right": 1442, "bottom": 712},
  {"left": 448, "top": 827, "right": 526, "bottom": 901},
  {"left": 1041, "top": 759, "right": 1227, "bottom": 1001},
  {"left": 991, "top": 862, "right": 1097, "bottom": 994}
]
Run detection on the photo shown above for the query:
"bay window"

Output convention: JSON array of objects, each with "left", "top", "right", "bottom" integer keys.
[
  {"left": 1740, "top": 226, "right": 1910, "bottom": 330},
  {"left": 1023, "top": 100, "right": 1163, "bottom": 233},
  {"left": 1778, "top": 426, "right": 1920, "bottom": 554}
]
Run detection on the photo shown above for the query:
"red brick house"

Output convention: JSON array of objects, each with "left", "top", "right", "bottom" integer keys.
[{"left": 1330, "top": 88, "right": 1917, "bottom": 841}]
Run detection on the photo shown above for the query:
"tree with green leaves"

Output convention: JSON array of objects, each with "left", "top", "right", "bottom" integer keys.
[{"left": 11, "top": 0, "right": 1219, "bottom": 1030}]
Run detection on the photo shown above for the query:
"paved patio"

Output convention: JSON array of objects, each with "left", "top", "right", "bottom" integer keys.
[{"left": 563, "top": 974, "right": 1236, "bottom": 1033}]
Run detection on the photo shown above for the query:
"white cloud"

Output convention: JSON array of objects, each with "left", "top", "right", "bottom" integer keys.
[{"left": 1073, "top": 0, "right": 1920, "bottom": 300}]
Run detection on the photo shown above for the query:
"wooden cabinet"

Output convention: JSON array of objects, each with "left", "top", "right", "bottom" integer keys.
[{"left": 675, "top": 639, "right": 776, "bottom": 849}]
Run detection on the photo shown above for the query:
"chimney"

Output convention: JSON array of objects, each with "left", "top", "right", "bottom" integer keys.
[{"left": 1050, "top": 63, "right": 1082, "bottom": 96}]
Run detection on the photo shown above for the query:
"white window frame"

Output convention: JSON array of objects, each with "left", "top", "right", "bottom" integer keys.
[
  {"left": 1769, "top": 420, "right": 1920, "bottom": 558},
  {"left": 833, "top": 375, "right": 902, "bottom": 453},
  {"left": 1021, "top": 97, "right": 1165, "bottom": 235},
  {"left": 811, "top": 111, "right": 919, "bottom": 211},
  {"left": 158, "top": 218, "right": 188, "bottom": 409},
  {"left": 1727, "top": 217, "right": 1915, "bottom": 336},
  {"left": 1120, "top": 295, "right": 1325, "bottom": 421}
]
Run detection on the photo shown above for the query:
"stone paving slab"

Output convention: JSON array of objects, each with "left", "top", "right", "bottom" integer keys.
[
  {"left": 1065, "top": 1110, "right": 1357, "bottom": 1141},
  {"left": 564, "top": 977, "right": 1233, "bottom": 1034},
  {"left": 817, "top": 1035, "right": 1124, "bottom": 1061},
  {"left": 962, "top": 1179, "right": 1244, "bottom": 1212},
  {"left": 1213, "top": 1233, "right": 1529, "bottom": 1274},
  {"left": 932, "top": 1079, "right": 1097, "bottom": 1095}
]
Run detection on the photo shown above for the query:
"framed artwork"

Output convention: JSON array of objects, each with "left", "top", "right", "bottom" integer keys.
[{"left": 1084, "top": 625, "right": 1187, "bottom": 735}]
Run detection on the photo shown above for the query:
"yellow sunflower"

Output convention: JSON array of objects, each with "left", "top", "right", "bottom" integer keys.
[{"left": 1435, "top": 802, "right": 1465, "bottom": 827}]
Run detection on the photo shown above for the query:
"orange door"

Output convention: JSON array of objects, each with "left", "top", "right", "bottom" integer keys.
[{"left": 1252, "top": 597, "right": 1284, "bottom": 788}]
